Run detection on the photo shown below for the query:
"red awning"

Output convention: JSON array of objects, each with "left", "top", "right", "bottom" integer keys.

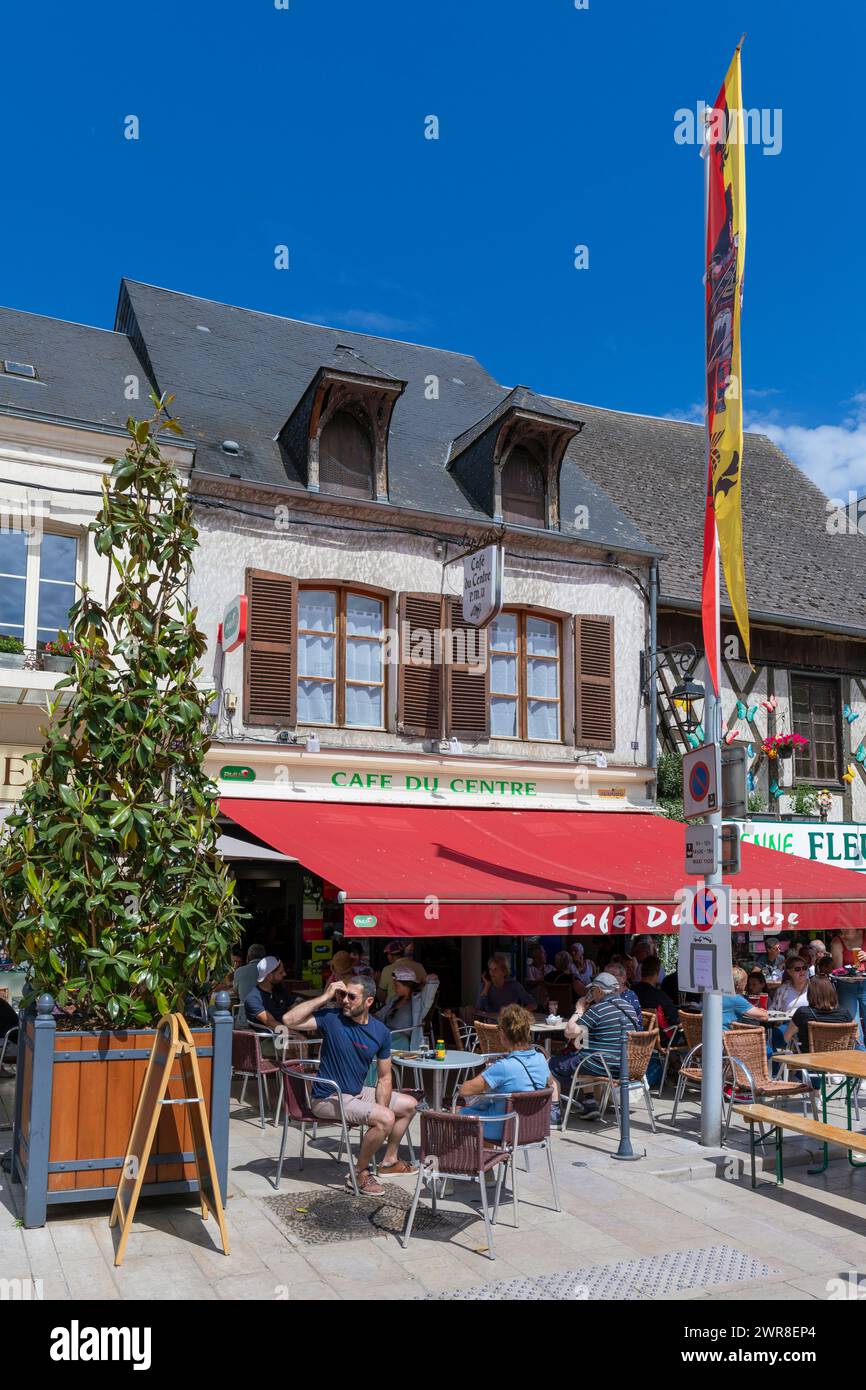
[{"left": 223, "top": 800, "right": 866, "bottom": 938}]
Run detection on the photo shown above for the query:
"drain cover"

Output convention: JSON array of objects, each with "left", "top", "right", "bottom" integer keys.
[
  {"left": 265, "top": 1186, "right": 468, "bottom": 1246},
  {"left": 423, "top": 1243, "right": 778, "bottom": 1300}
]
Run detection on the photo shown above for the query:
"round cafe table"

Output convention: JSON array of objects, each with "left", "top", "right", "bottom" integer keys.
[{"left": 390, "top": 1048, "right": 494, "bottom": 1111}]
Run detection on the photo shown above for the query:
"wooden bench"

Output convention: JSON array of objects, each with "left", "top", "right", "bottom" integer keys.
[{"left": 734, "top": 1102, "right": 866, "bottom": 1187}]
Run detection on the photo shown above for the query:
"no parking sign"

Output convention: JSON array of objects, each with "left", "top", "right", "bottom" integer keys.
[
  {"left": 677, "top": 883, "right": 733, "bottom": 993},
  {"left": 682, "top": 743, "right": 721, "bottom": 820}
]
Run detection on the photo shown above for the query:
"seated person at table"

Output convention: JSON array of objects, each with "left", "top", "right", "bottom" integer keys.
[
  {"left": 711, "top": 967, "right": 769, "bottom": 1030},
  {"left": 233, "top": 942, "right": 266, "bottom": 1008},
  {"left": 745, "top": 968, "right": 767, "bottom": 1002},
  {"left": 549, "top": 951, "right": 578, "bottom": 987},
  {"left": 376, "top": 968, "right": 438, "bottom": 1042},
  {"left": 634, "top": 956, "right": 679, "bottom": 1029},
  {"left": 761, "top": 938, "right": 784, "bottom": 982},
  {"left": 526, "top": 941, "right": 555, "bottom": 984},
  {"left": 632, "top": 937, "right": 665, "bottom": 983},
  {"left": 476, "top": 953, "right": 536, "bottom": 1013},
  {"left": 379, "top": 939, "right": 427, "bottom": 998},
  {"left": 244, "top": 956, "right": 298, "bottom": 1028},
  {"left": 550, "top": 972, "right": 637, "bottom": 1118},
  {"left": 773, "top": 957, "right": 810, "bottom": 1014},
  {"left": 805, "top": 939, "right": 829, "bottom": 976},
  {"left": 569, "top": 942, "right": 596, "bottom": 994},
  {"left": 457, "top": 1004, "right": 553, "bottom": 1140},
  {"left": 284, "top": 976, "right": 418, "bottom": 1196},
  {"left": 783, "top": 976, "right": 850, "bottom": 1059},
  {"left": 607, "top": 962, "right": 642, "bottom": 1028}
]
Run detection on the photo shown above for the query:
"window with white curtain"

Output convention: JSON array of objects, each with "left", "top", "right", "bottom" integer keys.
[
  {"left": 0, "top": 529, "right": 78, "bottom": 648},
  {"left": 489, "top": 610, "right": 561, "bottom": 741},
  {"left": 297, "top": 587, "right": 385, "bottom": 728}
]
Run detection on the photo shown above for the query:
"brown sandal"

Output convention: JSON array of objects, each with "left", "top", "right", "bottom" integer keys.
[{"left": 378, "top": 1159, "right": 418, "bottom": 1175}]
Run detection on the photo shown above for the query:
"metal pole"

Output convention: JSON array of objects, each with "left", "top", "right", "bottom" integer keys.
[
  {"left": 611, "top": 1007, "right": 641, "bottom": 1161},
  {"left": 699, "top": 104, "right": 724, "bottom": 1148}
]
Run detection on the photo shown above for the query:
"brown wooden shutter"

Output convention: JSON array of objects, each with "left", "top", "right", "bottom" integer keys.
[
  {"left": 446, "top": 597, "right": 490, "bottom": 739},
  {"left": 397, "top": 593, "right": 443, "bottom": 737},
  {"left": 575, "top": 615, "right": 615, "bottom": 750},
  {"left": 244, "top": 569, "right": 297, "bottom": 726}
]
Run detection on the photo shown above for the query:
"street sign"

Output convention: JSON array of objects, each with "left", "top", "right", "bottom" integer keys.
[
  {"left": 721, "top": 821, "right": 741, "bottom": 874},
  {"left": 220, "top": 594, "right": 248, "bottom": 653},
  {"left": 721, "top": 743, "right": 748, "bottom": 818},
  {"left": 463, "top": 545, "right": 503, "bottom": 627},
  {"left": 685, "top": 823, "right": 718, "bottom": 877},
  {"left": 677, "top": 883, "right": 734, "bottom": 993},
  {"left": 682, "top": 743, "right": 721, "bottom": 820}
]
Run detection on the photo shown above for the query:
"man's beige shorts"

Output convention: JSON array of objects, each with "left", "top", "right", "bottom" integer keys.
[{"left": 310, "top": 1086, "right": 379, "bottom": 1124}]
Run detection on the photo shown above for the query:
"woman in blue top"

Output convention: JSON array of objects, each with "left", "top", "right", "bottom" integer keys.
[{"left": 457, "top": 1004, "right": 552, "bottom": 1141}]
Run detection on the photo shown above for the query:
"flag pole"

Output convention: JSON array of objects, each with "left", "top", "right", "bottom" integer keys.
[{"left": 700, "top": 103, "right": 724, "bottom": 1148}]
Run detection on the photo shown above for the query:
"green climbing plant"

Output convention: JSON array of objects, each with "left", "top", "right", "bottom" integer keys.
[
  {"left": 655, "top": 749, "right": 684, "bottom": 820},
  {"left": 0, "top": 395, "right": 243, "bottom": 1028}
]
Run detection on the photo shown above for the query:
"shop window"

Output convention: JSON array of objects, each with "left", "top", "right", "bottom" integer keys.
[
  {"left": 0, "top": 529, "right": 78, "bottom": 649},
  {"left": 791, "top": 675, "right": 840, "bottom": 783},
  {"left": 489, "top": 611, "right": 562, "bottom": 742}
]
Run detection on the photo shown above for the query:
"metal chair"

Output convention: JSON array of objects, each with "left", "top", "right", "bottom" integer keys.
[
  {"left": 496, "top": 1088, "right": 560, "bottom": 1225},
  {"left": 231, "top": 1029, "right": 281, "bottom": 1128},
  {"left": 0, "top": 1025, "right": 18, "bottom": 1075},
  {"left": 722, "top": 1027, "right": 816, "bottom": 1142},
  {"left": 400, "top": 1109, "right": 517, "bottom": 1260},
  {"left": 275, "top": 1061, "right": 361, "bottom": 1195},
  {"left": 669, "top": 1011, "right": 707, "bottom": 1125},
  {"left": 560, "top": 1050, "right": 615, "bottom": 1130}
]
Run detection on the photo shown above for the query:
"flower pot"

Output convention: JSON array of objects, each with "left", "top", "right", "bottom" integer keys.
[
  {"left": 0, "top": 650, "right": 25, "bottom": 669},
  {"left": 10, "top": 992, "right": 233, "bottom": 1227},
  {"left": 41, "top": 655, "right": 73, "bottom": 673}
]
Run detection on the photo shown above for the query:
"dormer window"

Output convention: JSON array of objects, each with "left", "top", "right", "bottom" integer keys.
[
  {"left": 500, "top": 444, "right": 546, "bottom": 528},
  {"left": 318, "top": 409, "right": 375, "bottom": 499}
]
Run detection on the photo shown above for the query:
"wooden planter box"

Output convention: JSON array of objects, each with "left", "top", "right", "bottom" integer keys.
[{"left": 11, "top": 992, "right": 233, "bottom": 1228}]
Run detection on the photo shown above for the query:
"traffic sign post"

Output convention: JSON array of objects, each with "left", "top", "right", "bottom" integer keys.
[
  {"left": 682, "top": 743, "right": 721, "bottom": 820},
  {"left": 685, "top": 823, "right": 719, "bottom": 877},
  {"left": 677, "top": 884, "right": 734, "bottom": 994}
]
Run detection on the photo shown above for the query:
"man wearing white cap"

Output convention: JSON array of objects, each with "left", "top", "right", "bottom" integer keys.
[{"left": 244, "top": 956, "right": 296, "bottom": 1028}]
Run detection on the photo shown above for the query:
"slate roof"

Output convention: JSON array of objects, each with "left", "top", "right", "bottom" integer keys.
[
  {"left": 113, "top": 280, "right": 657, "bottom": 557},
  {"left": 546, "top": 398, "right": 866, "bottom": 635},
  {"left": 0, "top": 306, "right": 146, "bottom": 436}
]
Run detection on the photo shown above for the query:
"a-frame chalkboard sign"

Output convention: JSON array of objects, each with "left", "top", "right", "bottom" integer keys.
[{"left": 110, "top": 1013, "right": 230, "bottom": 1267}]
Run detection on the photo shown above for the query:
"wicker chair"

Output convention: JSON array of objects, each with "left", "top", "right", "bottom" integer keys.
[
  {"left": 722, "top": 1027, "right": 816, "bottom": 1142},
  {"left": 601, "top": 1030, "right": 659, "bottom": 1132},
  {"left": 669, "top": 1012, "right": 707, "bottom": 1124},
  {"left": 442, "top": 1008, "right": 476, "bottom": 1052},
  {"left": 274, "top": 1061, "right": 362, "bottom": 1194},
  {"left": 232, "top": 1029, "right": 281, "bottom": 1128},
  {"left": 400, "top": 1109, "right": 517, "bottom": 1260},
  {"left": 641, "top": 1009, "right": 659, "bottom": 1034},
  {"left": 495, "top": 1088, "right": 559, "bottom": 1225},
  {"left": 474, "top": 1020, "right": 505, "bottom": 1055},
  {"left": 781, "top": 1020, "right": 862, "bottom": 1121}
]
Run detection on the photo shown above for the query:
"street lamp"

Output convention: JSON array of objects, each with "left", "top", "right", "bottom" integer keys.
[{"left": 671, "top": 675, "right": 706, "bottom": 736}]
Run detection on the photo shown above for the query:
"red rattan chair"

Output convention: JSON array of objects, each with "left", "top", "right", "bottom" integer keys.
[
  {"left": 400, "top": 1109, "right": 516, "bottom": 1260},
  {"left": 496, "top": 1088, "right": 559, "bottom": 1224},
  {"left": 275, "top": 1061, "right": 361, "bottom": 1195},
  {"left": 232, "top": 1029, "right": 281, "bottom": 1128}
]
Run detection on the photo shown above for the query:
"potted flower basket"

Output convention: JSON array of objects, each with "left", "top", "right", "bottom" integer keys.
[
  {"left": 761, "top": 732, "right": 809, "bottom": 762},
  {"left": 40, "top": 638, "right": 75, "bottom": 673},
  {"left": 0, "top": 397, "right": 243, "bottom": 1228},
  {"left": 0, "top": 635, "right": 26, "bottom": 670}
]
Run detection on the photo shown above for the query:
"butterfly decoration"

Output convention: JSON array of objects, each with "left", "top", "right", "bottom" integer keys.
[
  {"left": 761, "top": 695, "right": 778, "bottom": 713},
  {"left": 724, "top": 727, "right": 739, "bottom": 745},
  {"left": 843, "top": 764, "right": 857, "bottom": 783},
  {"left": 769, "top": 779, "right": 783, "bottom": 799},
  {"left": 747, "top": 770, "right": 756, "bottom": 792},
  {"left": 844, "top": 705, "right": 860, "bottom": 725},
  {"left": 694, "top": 723, "right": 705, "bottom": 744},
  {"left": 686, "top": 731, "right": 700, "bottom": 749},
  {"left": 735, "top": 700, "right": 758, "bottom": 722},
  {"left": 746, "top": 743, "right": 754, "bottom": 759},
  {"left": 856, "top": 743, "right": 866, "bottom": 766},
  {"left": 736, "top": 700, "right": 747, "bottom": 720}
]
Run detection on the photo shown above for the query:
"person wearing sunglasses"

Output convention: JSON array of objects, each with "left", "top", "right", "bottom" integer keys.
[{"left": 773, "top": 957, "right": 811, "bottom": 1016}]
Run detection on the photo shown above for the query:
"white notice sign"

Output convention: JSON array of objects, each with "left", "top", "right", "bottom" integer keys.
[{"left": 463, "top": 545, "right": 503, "bottom": 628}]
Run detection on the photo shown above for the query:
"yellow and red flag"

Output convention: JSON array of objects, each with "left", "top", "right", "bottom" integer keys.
[{"left": 702, "top": 42, "right": 750, "bottom": 692}]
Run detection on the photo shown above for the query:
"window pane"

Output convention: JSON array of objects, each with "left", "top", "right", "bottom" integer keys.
[
  {"left": 346, "top": 683, "right": 382, "bottom": 727},
  {"left": 299, "top": 631, "right": 335, "bottom": 678},
  {"left": 491, "top": 697, "right": 517, "bottom": 737},
  {"left": 489, "top": 613, "right": 518, "bottom": 650},
  {"left": 491, "top": 651, "right": 517, "bottom": 695},
  {"left": 37, "top": 581, "right": 76, "bottom": 641},
  {"left": 346, "top": 638, "right": 382, "bottom": 683},
  {"left": 0, "top": 531, "right": 27, "bottom": 578},
  {"left": 526, "top": 617, "right": 557, "bottom": 657},
  {"left": 298, "top": 680, "right": 334, "bottom": 723},
  {"left": 527, "top": 658, "right": 558, "bottom": 699},
  {"left": 298, "top": 590, "right": 336, "bottom": 633},
  {"left": 528, "top": 699, "right": 559, "bottom": 741},
  {"left": 40, "top": 533, "right": 77, "bottom": 583},
  {"left": 0, "top": 576, "right": 26, "bottom": 636},
  {"left": 346, "top": 593, "right": 383, "bottom": 638}
]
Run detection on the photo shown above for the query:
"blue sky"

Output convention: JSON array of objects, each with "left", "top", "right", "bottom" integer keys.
[{"left": 3, "top": 0, "right": 864, "bottom": 497}]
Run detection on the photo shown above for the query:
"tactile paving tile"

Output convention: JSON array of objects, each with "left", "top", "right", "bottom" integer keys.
[{"left": 423, "top": 1243, "right": 778, "bottom": 1300}]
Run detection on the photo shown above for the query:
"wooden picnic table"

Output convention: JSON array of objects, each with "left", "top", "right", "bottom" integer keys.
[{"left": 773, "top": 1049, "right": 866, "bottom": 1174}]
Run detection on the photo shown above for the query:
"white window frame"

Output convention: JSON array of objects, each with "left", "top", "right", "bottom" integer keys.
[{"left": 0, "top": 526, "right": 80, "bottom": 650}]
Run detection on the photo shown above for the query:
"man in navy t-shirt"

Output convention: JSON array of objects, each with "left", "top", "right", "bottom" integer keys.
[{"left": 283, "top": 975, "right": 418, "bottom": 1196}]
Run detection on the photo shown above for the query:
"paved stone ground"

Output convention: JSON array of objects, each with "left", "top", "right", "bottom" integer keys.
[{"left": 3, "top": 1071, "right": 866, "bottom": 1301}]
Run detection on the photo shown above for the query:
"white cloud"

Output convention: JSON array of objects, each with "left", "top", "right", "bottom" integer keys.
[
  {"left": 747, "top": 395, "right": 866, "bottom": 500},
  {"left": 307, "top": 308, "right": 421, "bottom": 335}
]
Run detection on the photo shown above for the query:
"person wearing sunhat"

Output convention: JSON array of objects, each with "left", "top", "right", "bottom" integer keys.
[
  {"left": 379, "top": 940, "right": 427, "bottom": 999},
  {"left": 243, "top": 956, "right": 298, "bottom": 1028}
]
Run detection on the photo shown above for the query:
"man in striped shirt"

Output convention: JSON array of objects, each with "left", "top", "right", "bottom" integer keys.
[{"left": 550, "top": 972, "right": 637, "bottom": 1118}]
